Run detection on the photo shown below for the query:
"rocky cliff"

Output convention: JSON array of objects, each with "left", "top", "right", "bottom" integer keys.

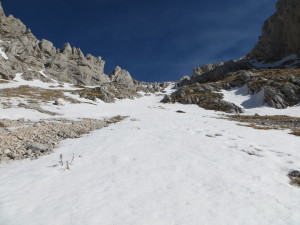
[
  {"left": 0, "top": 3, "right": 140, "bottom": 87},
  {"left": 162, "top": 0, "right": 300, "bottom": 112},
  {"left": 248, "top": 0, "right": 300, "bottom": 62},
  {"left": 0, "top": 3, "right": 110, "bottom": 85},
  {"left": 0, "top": 3, "right": 167, "bottom": 102},
  {"left": 178, "top": 58, "right": 251, "bottom": 87}
]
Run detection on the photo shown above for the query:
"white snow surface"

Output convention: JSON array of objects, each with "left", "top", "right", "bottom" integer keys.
[
  {"left": 0, "top": 82, "right": 300, "bottom": 225},
  {"left": 0, "top": 47, "right": 8, "bottom": 60}
]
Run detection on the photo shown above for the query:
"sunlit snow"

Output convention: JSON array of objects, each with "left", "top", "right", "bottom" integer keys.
[
  {"left": 0, "top": 47, "right": 8, "bottom": 60},
  {"left": 0, "top": 78, "right": 300, "bottom": 225}
]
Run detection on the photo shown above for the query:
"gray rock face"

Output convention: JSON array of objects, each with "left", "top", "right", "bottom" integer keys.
[
  {"left": 288, "top": 170, "right": 300, "bottom": 186},
  {"left": 263, "top": 82, "right": 300, "bottom": 109},
  {"left": 109, "top": 66, "right": 134, "bottom": 86},
  {"left": 0, "top": 4, "right": 28, "bottom": 40},
  {"left": 161, "top": 85, "right": 244, "bottom": 114},
  {"left": 264, "top": 86, "right": 287, "bottom": 109},
  {"left": 162, "top": 0, "right": 300, "bottom": 112},
  {"left": 192, "top": 62, "right": 224, "bottom": 76},
  {"left": 38, "top": 39, "right": 55, "bottom": 56},
  {"left": 0, "top": 5, "right": 128, "bottom": 87},
  {"left": 0, "top": 4, "right": 168, "bottom": 100},
  {"left": 249, "top": 0, "right": 300, "bottom": 62},
  {"left": 0, "top": 3, "right": 4, "bottom": 18},
  {"left": 178, "top": 59, "right": 252, "bottom": 87},
  {"left": 165, "top": 67, "right": 300, "bottom": 111}
]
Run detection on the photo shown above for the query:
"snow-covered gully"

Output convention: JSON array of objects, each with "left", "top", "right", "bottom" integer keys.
[{"left": 0, "top": 92, "right": 300, "bottom": 225}]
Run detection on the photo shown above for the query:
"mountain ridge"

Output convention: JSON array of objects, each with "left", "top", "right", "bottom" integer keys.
[
  {"left": 0, "top": 2, "right": 167, "bottom": 102},
  {"left": 163, "top": 0, "right": 300, "bottom": 113},
  {"left": 1, "top": 0, "right": 300, "bottom": 110}
]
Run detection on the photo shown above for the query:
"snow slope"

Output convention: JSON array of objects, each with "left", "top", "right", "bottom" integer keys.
[{"left": 0, "top": 83, "right": 300, "bottom": 225}]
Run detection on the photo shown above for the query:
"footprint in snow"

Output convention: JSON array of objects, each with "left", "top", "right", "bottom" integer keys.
[{"left": 206, "top": 133, "right": 223, "bottom": 138}]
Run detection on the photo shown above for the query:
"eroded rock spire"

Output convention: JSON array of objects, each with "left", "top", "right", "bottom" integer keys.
[{"left": 0, "top": 2, "right": 5, "bottom": 18}]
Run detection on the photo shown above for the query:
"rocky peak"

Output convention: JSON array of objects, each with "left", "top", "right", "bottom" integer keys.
[
  {"left": 0, "top": 2, "right": 5, "bottom": 18},
  {"left": 62, "top": 43, "right": 72, "bottom": 55},
  {"left": 0, "top": 3, "right": 121, "bottom": 86},
  {"left": 113, "top": 66, "right": 122, "bottom": 75},
  {"left": 178, "top": 59, "right": 251, "bottom": 87},
  {"left": 109, "top": 66, "right": 134, "bottom": 85},
  {"left": 38, "top": 39, "right": 55, "bottom": 56},
  {"left": 0, "top": 3, "right": 168, "bottom": 104},
  {"left": 192, "top": 62, "right": 224, "bottom": 76},
  {"left": 248, "top": 0, "right": 300, "bottom": 62}
]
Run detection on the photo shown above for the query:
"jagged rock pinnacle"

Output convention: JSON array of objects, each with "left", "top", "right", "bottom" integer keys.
[{"left": 0, "top": 2, "right": 5, "bottom": 18}]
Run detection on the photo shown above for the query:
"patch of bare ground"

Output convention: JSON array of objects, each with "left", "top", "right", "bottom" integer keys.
[
  {"left": 225, "top": 114, "right": 300, "bottom": 136},
  {"left": 218, "top": 68, "right": 300, "bottom": 84},
  {"left": 0, "top": 85, "right": 81, "bottom": 105},
  {"left": 0, "top": 79, "right": 9, "bottom": 84},
  {"left": 236, "top": 123, "right": 274, "bottom": 130},
  {"left": 0, "top": 116, "right": 127, "bottom": 163},
  {"left": 290, "top": 130, "right": 300, "bottom": 136}
]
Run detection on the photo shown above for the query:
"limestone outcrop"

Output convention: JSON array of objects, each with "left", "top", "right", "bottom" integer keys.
[
  {"left": 178, "top": 59, "right": 251, "bottom": 87},
  {"left": 163, "top": 0, "right": 300, "bottom": 113},
  {"left": 0, "top": 3, "right": 169, "bottom": 102},
  {"left": 248, "top": 0, "right": 300, "bottom": 62},
  {"left": 0, "top": 3, "right": 131, "bottom": 87}
]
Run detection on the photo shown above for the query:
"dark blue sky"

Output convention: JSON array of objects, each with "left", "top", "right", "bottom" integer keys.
[{"left": 2, "top": 0, "right": 276, "bottom": 82}]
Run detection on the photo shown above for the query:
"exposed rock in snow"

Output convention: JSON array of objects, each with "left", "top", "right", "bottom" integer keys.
[
  {"left": 0, "top": 116, "right": 126, "bottom": 162},
  {"left": 109, "top": 66, "right": 134, "bottom": 86},
  {"left": 288, "top": 170, "right": 300, "bottom": 186},
  {"left": 161, "top": 84, "right": 244, "bottom": 113},
  {"left": 165, "top": 68, "right": 300, "bottom": 112},
  {"left": 53, "top": 98, "right": 65, "bottom": 106},
  {"left": 177, "top": 58, "right": 252, "bottom": 87}
]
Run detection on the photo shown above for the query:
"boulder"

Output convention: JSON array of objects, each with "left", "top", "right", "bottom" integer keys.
[
  {"left": 54, "top": 98, "right": 65, "bottom": 106},
  {"left": 109, "top": 66, "right": 134, "bottom": 86},
  {"left": 264, "top": 86, "right": 288, "bottom": 109},
  {"left": 38, "top": 39, "right": 54, "bottom": 55},
  {"left": 26, "top": 143, "right": 52, "bottom": 153},
  {"left": 288, "top": 170, "right": 300, "bottom": 186}
]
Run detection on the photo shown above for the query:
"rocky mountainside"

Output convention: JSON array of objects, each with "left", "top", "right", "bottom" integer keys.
[
  {"left": 0, "top": 3, "right": 166, "bottom": 102},
  {"left": 248, "top": 0, "right": 300, "bottom": 62},
  {"left": 0, "top": 3, "right": 107, "bottom": 85},
  {"left": 1, "top": 0, "right": 299, "bottom": 112},
  {"left": 162, "top": 0, "right": 300, "bottom": 113}
]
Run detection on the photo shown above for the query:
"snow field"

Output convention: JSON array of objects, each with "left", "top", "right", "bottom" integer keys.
[{"left": 0, "top": 85, "right": 300, "bottom": 225}]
